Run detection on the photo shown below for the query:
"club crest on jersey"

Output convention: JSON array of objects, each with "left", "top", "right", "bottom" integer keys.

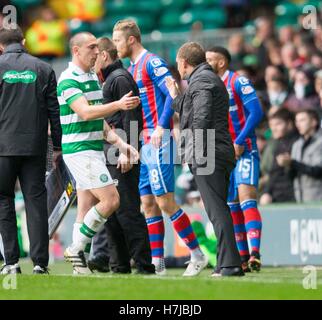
[
  {"left": 150, "top": 58, "right": 162, "bottom": 67},
  {"left": 154, "top": 67, "right": 168, "bottom": 77},
  {"left": 241, "top": 85, "right": 254, "bottom": 95},
  {"left": 238, "top": 76, "right": 249, "bottom": 85}
]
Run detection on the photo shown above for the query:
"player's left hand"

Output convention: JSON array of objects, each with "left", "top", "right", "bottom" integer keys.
[
  {"left": 151, "top": 125, "right": 164, "bottom": 148},
  {"left": 234, "top": 143, "right": 244, "bottom": 160},
  {"left": 119, "top": 142, "right": 140, "bottom": 164},
  {"left": 117, "top": 153, "right": 133, "bottom": 173},
  {"left": 165, "top": 76, "right": 180, "bottom": 99}
]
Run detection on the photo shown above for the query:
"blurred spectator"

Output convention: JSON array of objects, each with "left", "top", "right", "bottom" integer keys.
[
  {"left": 278, "top": 25, "right": 294, "bottom": 46},
  {"left": 189, "top": 21, "right": 204, "bottom": 42},
  {"left": 266, "top": 76, "right": 289, "bottom": 109},
  {"left": 281, "top": 43, "right": 300, "bottom": 70},
  {"left": 264, "top": 64, "right": 285, "bottom": 84},
  {"left": 25, "top": 6, "right": 69, "bottom": 60},
  {"left": 266, "top": 39, "right": 283, "bottom": 67},
  {"left": 315, "top": 70, "right": 322, "bottom": 95},
  {"left": 260, "top": 109, "right": 298, "bottom": 205},
  {"left": 313, "top": 22, "right": 322, "bottom": 52},
  {"left": 252, "top": 16, "right": 275, "bottom": 71},
  {"left": 311, "top": 51, "right": 322, "bottom": 70},
  {"left": 228, "top": 33, "right": 247, "bottom": 70},
  {"left": 284, "top": 66, "right": 320, "bottom": 112},
  {"left": 277, "top": 110, "right": 322, "bottom": 203}
]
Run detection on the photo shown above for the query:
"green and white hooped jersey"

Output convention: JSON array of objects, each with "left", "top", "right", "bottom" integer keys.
[{"left": 57, "top": 62, "right": 104, "bottom": 157}]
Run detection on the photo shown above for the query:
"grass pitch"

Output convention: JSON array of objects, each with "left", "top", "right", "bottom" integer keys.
[{"left": 0, "top": 261, "right": 321, "bottom": 300}]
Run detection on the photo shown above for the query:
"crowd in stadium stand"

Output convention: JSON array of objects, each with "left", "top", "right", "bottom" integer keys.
[{"left": 0, "top": 0, "right": 322, "bottom": 206}]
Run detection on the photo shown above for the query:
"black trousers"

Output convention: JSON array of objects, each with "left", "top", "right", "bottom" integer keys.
[
  {"left": 91, "top": 164, "right": 154, "bottom": 273},
  {"left": 0, "top": 155, "right": 48, "bottom": 267},
  {"left": 190, "top": 160, "right": 241, "bottom": 269}
]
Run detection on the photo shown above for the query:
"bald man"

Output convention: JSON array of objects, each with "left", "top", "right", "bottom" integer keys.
[{"left": 57, "top": 32, "right": 141, "bottom": 274}]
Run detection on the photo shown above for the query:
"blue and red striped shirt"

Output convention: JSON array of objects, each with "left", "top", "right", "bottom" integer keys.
[
  {"left": 129, "top": 50, "right": 173, "bottom": 143},
  {"left": 222, "top": 70, "right": 263, "bottom": 152}
]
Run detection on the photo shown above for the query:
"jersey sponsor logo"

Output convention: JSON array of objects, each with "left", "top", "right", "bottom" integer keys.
[
  {"left": 238, "top": 76, "right": 249, "bottom": 85},
  {"left": 3, "top": 70, "right": 37, "bottom": 84},
  {"left": 229, "top": 105, "right": 238, "bottom": 112},
  {"left": 154, "top": 67, "right": 168, "bottom": 77},
  {"left": 241, "top": 85, "right": 254, "bottom": 95},
  {"left": 150, "top": 58, "right": 162, "bottom": 67},
  {"left": 139, "top": 87, "right": 147, "bottom": 94}
]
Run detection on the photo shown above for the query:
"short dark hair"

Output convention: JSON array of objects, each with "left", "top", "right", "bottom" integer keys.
[
  {"left": 0, "top": 26, "right": 24, "bottom": 46},
  {"left": 207, "top": 46, "right": 231, "bottom": 64},
  {"left": 269, "top": 108, "right": 294, "bottom": 123},
  {"left": 296, "top": 109, "right": 320, "bottom": 130},
  {"left": 98, "top": 37, "right": 118, "bottom": 61},
  {"left": 177, "top": 42, "right": 206, "bottom": 67}
]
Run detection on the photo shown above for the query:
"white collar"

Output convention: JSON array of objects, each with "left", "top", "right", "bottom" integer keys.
[
  {"left": 221, "top": 70, "right": 230, "bottom": 82},
  {"left": 131, "top": 49, "right": 147, "bottom": 65}
]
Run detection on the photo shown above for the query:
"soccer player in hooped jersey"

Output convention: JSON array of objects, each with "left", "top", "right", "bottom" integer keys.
[
  {"left": 112, "top": 20, "right": 208, "bottom": 276},
  {"left": 57, "top": 32, "right": 140, "bottom": 274},
  {"left": 206, "top": 47, "right": 264, "bottom": 272}
]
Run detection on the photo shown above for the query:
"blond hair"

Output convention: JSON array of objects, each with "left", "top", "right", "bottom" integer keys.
[{"left": 113, "top": 19, "right": 141, "bottom": 43}]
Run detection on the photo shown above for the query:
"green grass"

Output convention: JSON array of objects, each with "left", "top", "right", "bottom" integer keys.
[{"left": 0, "top": 261, "right": 322, "bottom": 300}]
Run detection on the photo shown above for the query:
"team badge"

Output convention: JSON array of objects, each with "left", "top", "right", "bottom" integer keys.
[{"left": 100, "top": 174, "right": 109, "bottom": 183}]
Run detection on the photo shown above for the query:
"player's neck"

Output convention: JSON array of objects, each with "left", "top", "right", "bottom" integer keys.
[
  {"left": 130, "top": 45, "right": 146, "bottom": 64},
  {"left": 72, "top": 58, "right": 91, "bottom": 73},
  {"left": 218, "top": 69, "right": 228, "bottom": 78}
]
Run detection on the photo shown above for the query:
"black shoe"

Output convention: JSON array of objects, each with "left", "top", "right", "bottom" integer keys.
[
  {"left": 111, "top": 266, "right": 131, "bottom": 274},
  {"left": 248, "top": 251, "right": 261, "bottom": 272},
  {"left": 0, "top": 263, "right": 22, "bottom": 275},
  {"left": 135, "top": 263, "right": 156, "bottom": 275},
  {"left": 88, "top": 256, "right": 110, "bottom": 273},
  {"left": 33, "top": 265, "right": 49, "bottom": 274},
  {"left": 135, "top": 267, "right": 155, "bottom": 275},
  {"left": 212, "top": 266, "right": 245, "bottom": 277}
]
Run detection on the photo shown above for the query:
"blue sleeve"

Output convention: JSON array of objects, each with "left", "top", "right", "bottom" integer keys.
[
  {"left": 234, "top": 76, "right": 263, "bottom": 145},
  {"left": 146, "top": 56, "right": 174, "bottom": 128}
]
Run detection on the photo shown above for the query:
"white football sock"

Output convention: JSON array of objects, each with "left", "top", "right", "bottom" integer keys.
[{"left": 72, "top": 207, "right": 106, "bottom": 252}]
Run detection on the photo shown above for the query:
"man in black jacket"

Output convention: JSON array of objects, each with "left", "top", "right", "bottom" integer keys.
[
  {"left": 0, "top": 27, "right": 62, "bottom": 274},
  {"left": 89, "top": 37, "right": 154, "bottom": 274},
  {"left": 166, "top": 42, "right": 243, "bottom": 276}
]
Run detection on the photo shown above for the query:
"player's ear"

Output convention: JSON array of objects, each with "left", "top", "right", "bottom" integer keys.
[{"left": 128, "top": 35, "right": 135, "bottom": 46}]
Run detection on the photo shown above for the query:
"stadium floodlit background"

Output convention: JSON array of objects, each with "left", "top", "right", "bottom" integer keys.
[{"left": 1, "top": 0, "right": 322, "bottom": 299}]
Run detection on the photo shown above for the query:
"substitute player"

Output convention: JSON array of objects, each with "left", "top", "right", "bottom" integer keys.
[
  {"left": 206, "top": 47, "right": 263, "bottom": 272},
  {"left": 113, "top": 20, "right": 208, "bottom": 276},
  {"left": 57, "top": 32, "right": 140, "bottom": 274}
]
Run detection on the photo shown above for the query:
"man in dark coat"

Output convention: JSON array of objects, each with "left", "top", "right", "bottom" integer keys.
[{"left": 166, "top": 42, "right": 243, "bottom": 276}]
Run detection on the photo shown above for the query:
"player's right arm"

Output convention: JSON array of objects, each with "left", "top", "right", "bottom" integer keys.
[
  {"left": 69, "top": 91, "right": 140, "bottom": 121},
  {"left": 58, "top": 78, "right": 140, "bottom": 121}
]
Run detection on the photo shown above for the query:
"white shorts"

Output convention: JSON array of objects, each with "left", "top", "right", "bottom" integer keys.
[{"left": 63, "top": 152, "right": 113, "bottom": 190}]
